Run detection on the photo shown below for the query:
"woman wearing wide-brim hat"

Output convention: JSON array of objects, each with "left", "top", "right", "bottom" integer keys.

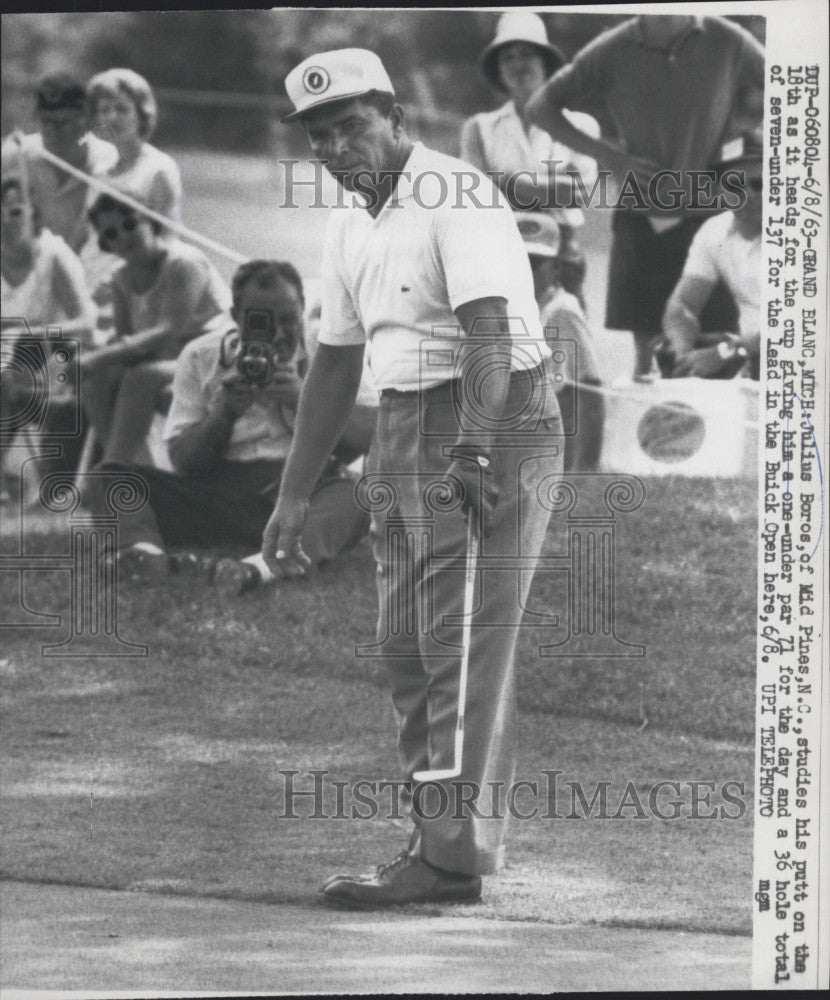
[{"left": 461, "top": 12, "right": 600, "bottom": 302}]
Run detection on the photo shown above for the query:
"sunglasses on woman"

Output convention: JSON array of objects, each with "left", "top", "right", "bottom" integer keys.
[{"left": 100, "top": 214, "right": 140, "bottom": 244}]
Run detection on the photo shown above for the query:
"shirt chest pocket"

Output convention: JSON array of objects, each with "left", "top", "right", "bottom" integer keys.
[
  {"left": 353, "top": 238, "right": 388, "bottom": 293},
  {"left": 354, "top": 238, "right": 415, "bottom": 316}
]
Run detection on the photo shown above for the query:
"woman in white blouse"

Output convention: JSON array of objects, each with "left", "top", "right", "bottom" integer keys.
[
  {"left": 83, "top": 69, "right": 184, "bottom": 340},
  {"left": 87, "top": 68, "right": 182, "bottom": 225},
  {"left": 461, "top": 12, "right": 600, "bottom": 299}
]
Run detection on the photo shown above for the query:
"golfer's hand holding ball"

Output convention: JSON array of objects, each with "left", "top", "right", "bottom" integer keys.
[
  {"left": 261, "top": 493, "right": 312, "bottom": 580},
  {"left": 445, "top": 443, "right": 500, "bottom": 536}
]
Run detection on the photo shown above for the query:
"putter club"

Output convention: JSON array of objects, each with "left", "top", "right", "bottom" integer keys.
[{"left": 413, "top": 516, "right": 479, "bottom": 782}]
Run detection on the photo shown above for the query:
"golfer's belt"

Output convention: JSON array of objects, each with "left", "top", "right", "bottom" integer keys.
[{"left": 379, "top": 362, "right": 548, "bottom": 400}]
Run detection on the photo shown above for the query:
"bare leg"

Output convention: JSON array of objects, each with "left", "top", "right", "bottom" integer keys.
[
  {"left": 102, "top": 360, "right": 177, "bottom": 465},
  {"left": 572, "top": 382, "right": 605, "bottom": 472},
  {"left": 81, "top": 363, "right": 124, "bottom": 454},
  {"left": 632, "top": 330, "right": 660, "bottom": 379}
]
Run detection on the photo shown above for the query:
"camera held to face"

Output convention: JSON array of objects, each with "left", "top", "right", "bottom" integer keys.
[{"left": 235, "top": 308, "right": 297, "bottom": 388}]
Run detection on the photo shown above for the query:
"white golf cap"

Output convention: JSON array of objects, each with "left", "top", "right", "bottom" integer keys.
[
  {"left": 283, "top": 48, "right": 395, "bottom": 123},
  {"left": 515, "top": 212, "right": 560, "bottom": 258}
]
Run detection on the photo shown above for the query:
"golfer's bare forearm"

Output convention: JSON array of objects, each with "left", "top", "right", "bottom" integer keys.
[
  {"left": 458, "top": 349, "right": 511, "bottom": 452},
  {"left": 455, "top": 297, "right": 513, "bottom": 451},
  {"left": 333, "top": 402, "right": 376, "bottom": 464},
  {"left": 279, "top": 344, "right": 363, "bottom": 501}
]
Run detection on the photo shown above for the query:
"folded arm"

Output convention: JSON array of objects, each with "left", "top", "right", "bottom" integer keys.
[{"left": 526, "top": 86, "right": 661, "bottom": 187}]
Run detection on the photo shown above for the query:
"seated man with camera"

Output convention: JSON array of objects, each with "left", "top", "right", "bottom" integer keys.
[{"left": 90, "top": 259, "right": 373, "bottom": 590}]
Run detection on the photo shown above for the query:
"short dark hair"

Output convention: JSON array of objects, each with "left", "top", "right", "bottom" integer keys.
[
  {"left": 36, "top": 73, "right": 86, "bottom": 113},
  {"left": 231, "top": 260, "right": 305, "bottom": 311},
  {"left": 88, "top": 193, "right": 161, "bottom": 252},
  {"left": 358, "top": 89, "right": 396, "bottom": 118},
  {"left": 88, "top": 192, "right": 162, "bottom": 235}
]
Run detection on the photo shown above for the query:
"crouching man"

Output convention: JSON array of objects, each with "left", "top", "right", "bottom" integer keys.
[
  {"left": 90, "top": 259, "right": 374, "bottom": 589},
  {"left": 661, "top": 135, "right": 763, "bottom": 380}
]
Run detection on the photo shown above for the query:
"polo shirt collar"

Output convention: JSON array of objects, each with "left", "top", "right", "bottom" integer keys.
[
  {"left": 381, "top": 140, "right": 424, "bottom": 208},
  {"left": 634, "top": 15, "right": 703, "bottom": 55}
]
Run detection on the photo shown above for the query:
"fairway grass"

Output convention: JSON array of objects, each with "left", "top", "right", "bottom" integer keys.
[{"left": 1, "top": 475, "right": 756, "bottom": 933}]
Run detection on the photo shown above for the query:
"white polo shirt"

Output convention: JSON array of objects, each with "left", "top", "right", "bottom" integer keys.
[
  {"left": 682, "top": 211, "right": 761, "bottom": 336},
  {"left": 317, "top": 141, "right": 550, "bottom": 391}
]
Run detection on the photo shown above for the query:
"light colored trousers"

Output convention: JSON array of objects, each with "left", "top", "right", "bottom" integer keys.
[{"left": 365, "top": 362, "right": 563, "bottom": 876}]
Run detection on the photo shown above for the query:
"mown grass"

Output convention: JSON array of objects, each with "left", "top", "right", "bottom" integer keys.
[
  {"left": 1, "top": 152, "right": 757, "bottom": 932},
  {"left": 2, "top": 475, "right": 758, "bottom": 740},
  {"left": 1, "top": 475, "right": 756, "bottom": 932},
  {"left": 0, "top": 474, "right": 759, "bottom": 733}
]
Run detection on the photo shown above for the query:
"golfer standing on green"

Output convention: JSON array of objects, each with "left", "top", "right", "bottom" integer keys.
[{"left": 263, "top": 48, "right": 562, "bottom": 907}]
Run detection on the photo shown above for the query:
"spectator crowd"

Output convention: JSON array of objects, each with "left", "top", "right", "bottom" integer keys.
[{"left": 1, "top": 12, "right": 764, "bottom": 591}]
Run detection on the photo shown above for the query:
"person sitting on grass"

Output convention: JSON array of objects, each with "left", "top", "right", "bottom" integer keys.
[
  {"left": 88, "top": 259, "right": 374, "bottom": 592},
  {"left": 81, "top": 193, "right": 231, "bottom": 466},
  {"left": 662, "top": 135, "right": 762, "bottom": 380},
  {"left": 1, "top": 178, "right": 96, "bottom": 493},
  {"left": 517, "top": 211, "right": 604, "bottom": 471}
]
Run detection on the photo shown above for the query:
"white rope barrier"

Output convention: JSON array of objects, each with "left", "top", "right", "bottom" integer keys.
[
  {"left": 7, "top": 133, "right": 761, "bottom": 429},
  {"left": 10, "top": 131, "right": 249, "bottom": 266}
]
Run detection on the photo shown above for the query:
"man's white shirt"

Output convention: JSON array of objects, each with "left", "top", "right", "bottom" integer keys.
[
  {"left": 682, "top": 211, "right": 761, "bottom": 336},
  {"left": 164, "top": 327, "right": 295, "bottom": 464},
  {"left": 318, "top": 141, "right": 550, "bottom": 391}
]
